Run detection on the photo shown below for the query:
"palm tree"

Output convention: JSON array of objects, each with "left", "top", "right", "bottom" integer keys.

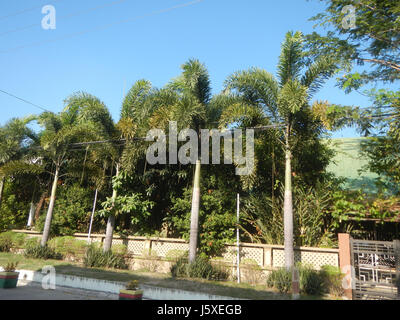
[
  {"left": 224, "top": 31, "right": 337, "bottom": 280},
  {"left": 102, "top": 80, "right": 155, "bottom": 252},
  {"left": 150, "top": 59, "right": 212, "bottom": 263},
  {"left": 37, "top": 93, "right": 114, "bottom": 247}
]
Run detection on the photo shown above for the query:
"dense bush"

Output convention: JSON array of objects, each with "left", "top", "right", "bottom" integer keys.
[
  {"left": 266, "top": 268, "right": 292, "bottom": 294},
  {"left": 83, "top": 245, "right": 128, "bottom": 269},
  {"left": 24, "top": 244, "right": 63, "bottom": 260},
  {"left": 266, "top": 264, "right": 344, "bottom": 296},
  {"left": 0, "top": 232, "right": 13, "bottom": 252},
  {"left": 48, "top": 236, "right": 88, "bottom": 259},
  {"left": 320, "top": 265, "right": 344, "bottom": 297},
  {"left": 0, "top": 181, "right": 31, "bottom": 232},
  {"left": 36, "top": 184, "right": 93, "bottom": 237},
  {"left": 299, "top": 265, "right": 325, "bottom": 296},
  {"left": 242, "top": 183, "right": 335, "bottom": 247},
  {"left": 170, "top": 256, "right": 229, "bottom": 281},
  {"left": 0, "top": 231, "right": 28, "bottom": 252},
  {"left": 170, "top": 187, "right": 237, "bottom": 257}
]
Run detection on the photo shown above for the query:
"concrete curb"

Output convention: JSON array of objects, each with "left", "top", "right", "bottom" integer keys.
[{"left": 15, "top": 269, "right": 242, "bottom": 300}]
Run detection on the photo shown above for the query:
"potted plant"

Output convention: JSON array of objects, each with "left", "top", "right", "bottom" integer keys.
[
  {"left": 119, "top": 280, "right": 143, "bottom": 300},
  {"left": 0, "top": 262, "right": 19, "bottom": 289}
]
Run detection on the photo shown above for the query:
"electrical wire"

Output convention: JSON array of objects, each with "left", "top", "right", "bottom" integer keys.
[
  {"left": 0, "top": 0, "right": 129, "bottom": 38},
  {"left": 0, "top": 88, "right": 52, "bottom": 112},
  {"left": 0, "top": 0, "right": 63, "bottom": 21},
  {"left": 0, "top": 0, "right": 205, "bottom": 54}
]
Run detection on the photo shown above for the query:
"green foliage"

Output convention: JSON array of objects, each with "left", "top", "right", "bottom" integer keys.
[
  {"left": 24, "top": 244, "right": 63, "bottom": 260},
  {"left": 242, "top": 184, "right": 334, "bottom": 247},
  {"left": 320, "top": 265, "right": 344, "bottom": 297},
  {"left": 306, "top": 0, "right": 400, "bottom": 89},
  {"left": 125, "top": 280, "right": 139, "bottom": 290},
  {"left": 99, "top": 192, "right": 154, "bottom": 231},
  {"left": 36, "top": 184, "right": 93, "bottom": 236},
  {"left": 48, "top": 236, "right": 88, "bottom": 259},
  {"left": 83, "top": 245, "right": 128, "bottom": 269},
  {"left": 0, "top": 231, "right": 28, "bottom": 252},
  {"left": 2, "top": 261, "right": 18, "bottom": 272},
  {"left": 170, "top": 256, "right": 229, "bottom": 281},
  {"left": 267, "top": 264, "right": 343, "bottom": 296},
  {"left": 0, "top": 233, "right": 13, "bottom": 252},
  {"left": 298, "top": 264, "right": 325, "bottom": 296},
  {"left": 170, "top": 187, "right": 237, "bottom": 257},
  {"left": 266, "top": 268, "right": 292, "bottom": 294},
  {"left": 0, "top": 181, "right": 31, "bottom": 232}
]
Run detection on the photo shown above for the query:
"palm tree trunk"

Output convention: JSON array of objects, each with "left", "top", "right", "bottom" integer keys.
[
  {"left": 188, "top": 160, "right": 201, "bottom": 263},
  {"left": 283, "top": 131, "right": 294, "bottom": 270},
  {"left": 0, "top": 176, "right": 4, "bottom": 209},
  {"left": 41, "top": 166, "right": 60, "bottom": 247},
  {"left": 103, "top": 164, "right": 119, "bottom": 252},
  {"left": 283, "top": 126, "right": 300, "bottom": 297},
  {"left": 34, "top": 191, "right": 47, "bottom": 222}
]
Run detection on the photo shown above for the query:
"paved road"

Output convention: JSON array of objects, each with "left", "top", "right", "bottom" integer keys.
[{"left": 0, "top": 281, "right": 118, "bottom": 300}]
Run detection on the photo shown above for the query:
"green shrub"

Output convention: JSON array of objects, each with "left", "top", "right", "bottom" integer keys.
[
  {"left": 83, "top": 245, "right": 127, "bottom": 269},
  {"left": 23, "top": 237, "right": 40, "bottom": 249},
  {"left": 0, "top": 231, "right": 28, "bottom": 252},
  {"left": 170, "top": 256, "right": 229, "bottom": 281},
  {"left": 267, "top": 265, "right": 329, "bottom": 296},
  {"left": 48, "top": 236, "right": 88, "bottom": 259},
  {"left": 0, "top": 233, "right": 13, "bottom": 252},
  {"left": 266, "top": 268, "right": 292, "bottom": 294},
  {"left": 36, "top": 184, "right": 93, "bottom": 237},
  {"left": 299, "top": 265, "right": 325, "bottom": 296},
  {"left": 320, "top": 265, "right": 344, "bottom": 297},
  {"left": 24, "top": 244, "right": 63, "bottom": 260}
]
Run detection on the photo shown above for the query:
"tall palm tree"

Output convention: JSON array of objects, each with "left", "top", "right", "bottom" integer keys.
[
  {"left": 102, "top": 80, "right": 155, "bottom": 252},
  {"left": 224, "top": 31, "right": 337, "bottom": 281},
  {"left": 38, "top": 93, "right": 114, "bottom": 247},
  {"left": 150, "top": 59, "right": 212, "bottom": 263}
]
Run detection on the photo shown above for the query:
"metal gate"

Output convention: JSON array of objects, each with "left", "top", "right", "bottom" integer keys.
[{"left": 351, "top": 238, "right": 400, "bottom": 300}]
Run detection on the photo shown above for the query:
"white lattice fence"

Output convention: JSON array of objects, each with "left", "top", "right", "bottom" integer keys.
[
  {"left": 272, "top": 248, "right": 339, "bottom": 269},
  {"left": 222, "top": 245, "right": 264, "bottom": 266},
  {"left": 151, "top": 240, "right": 189, "bottom": 258},
  {"left": 12, "top": 230, "right": 340, "bottom": 270}
]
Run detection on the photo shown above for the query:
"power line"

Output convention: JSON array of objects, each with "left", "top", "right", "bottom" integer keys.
[
  {"left": 0, "top": 0, "right": 205, "bottom": 54},
  {"left": 0, "top": 0, "right": 129, "bottom": 38},
  {"left": 0, "top": 0, "right": 63, "bottom": 21},
  {"left": 0, "top": 88, "right": 52, "bottom": 112}
]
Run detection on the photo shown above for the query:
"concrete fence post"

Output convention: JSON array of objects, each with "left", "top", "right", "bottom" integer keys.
[
  {"left": 338, "top": 233, "right": 353, "bottom": 300},
  {"left": 394, "top": 240, "right": 400, "bottom": 300}
]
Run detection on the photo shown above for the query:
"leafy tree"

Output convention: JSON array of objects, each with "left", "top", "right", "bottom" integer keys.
[
  {"left": 224, "top": 31, "right": 338, "bottom": 273},
  {"left": 149, "top": 59, "right": 213, "bottom": 263},
  {"left": 306, "top": 0, "right": 400, "bottom": 90},
  {"left": 101, "top": 80, "right": 155, "bottom": 251},
  {"left": 0, "top": 117, "right": 36, "bottom": 208},
  {"left": 37, "top": 93, "right": 114, "bottom": 247}
]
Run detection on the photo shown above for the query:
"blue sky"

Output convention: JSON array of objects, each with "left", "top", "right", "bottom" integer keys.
[{"left": 0, "top": 0, "right": 377, "bottom": 137}]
